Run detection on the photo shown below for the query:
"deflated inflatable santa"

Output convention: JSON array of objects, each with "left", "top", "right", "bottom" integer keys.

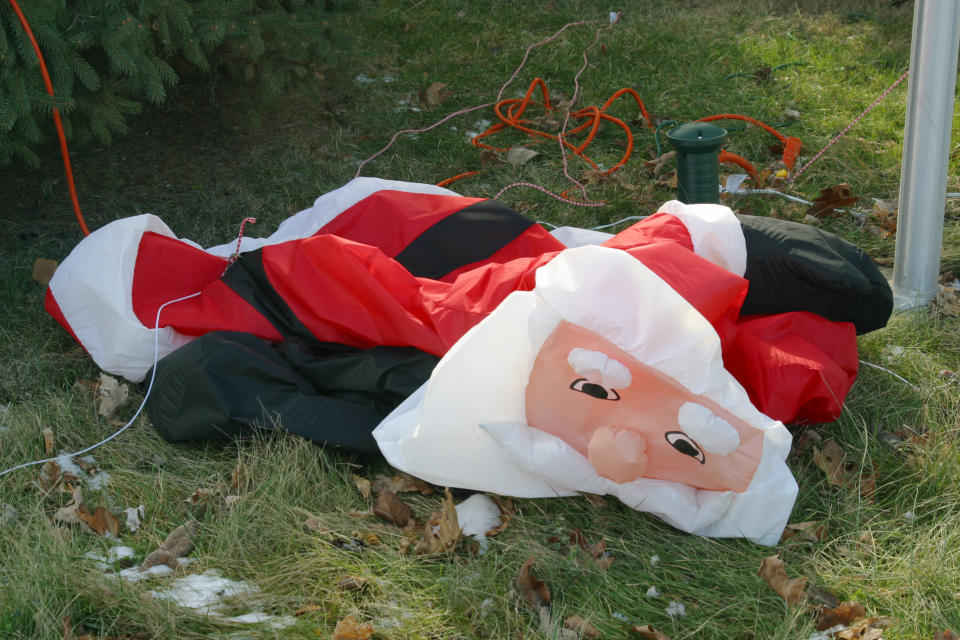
[{"left": 45, "top": 178, "right": 892, "bottom": 544}]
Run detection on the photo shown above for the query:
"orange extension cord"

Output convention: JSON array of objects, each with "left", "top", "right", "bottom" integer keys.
[
  {"left": 443, "top": 77, "right": 801, "bottom": 199},
  {"left": 8, "top": 0, "right": 90, "bottom": 235}
]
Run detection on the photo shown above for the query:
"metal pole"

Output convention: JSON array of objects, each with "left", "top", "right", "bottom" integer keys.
[{"left": 892, "top": 0, "right": 960, "bottom": 310}]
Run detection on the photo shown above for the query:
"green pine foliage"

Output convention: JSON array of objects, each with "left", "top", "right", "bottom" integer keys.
[{"left": 0, "top": 0, "right": 349, "bottom": 166}]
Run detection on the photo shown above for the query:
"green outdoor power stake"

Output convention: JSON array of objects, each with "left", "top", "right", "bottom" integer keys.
[{"left": 665, "top": 122, "right": 728, "bottom": 204}]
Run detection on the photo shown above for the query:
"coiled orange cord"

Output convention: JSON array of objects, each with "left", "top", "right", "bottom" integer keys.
[
  {"left": 8, "top": 0, "right": 89, "bottom": 235},
  {"left": 464, "top": 78, "right": 654, "bottom": 199},
  {"left": 444, "top": 78, "right": 799, "bottom": 199}
]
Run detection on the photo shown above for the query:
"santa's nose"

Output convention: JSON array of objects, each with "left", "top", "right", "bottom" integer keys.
[{"left": 586, "top": 426, "right": 648, "bottom": 483}]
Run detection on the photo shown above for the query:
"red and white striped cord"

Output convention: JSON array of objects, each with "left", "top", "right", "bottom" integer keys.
[
  {"left": 494, "top": 181, "right": 606, "bottom": 207},
  {"left": 787, "top": 69, "right": 910, "bottom": 184}
]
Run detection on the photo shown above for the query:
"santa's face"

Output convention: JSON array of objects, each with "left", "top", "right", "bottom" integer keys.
[{"left": 525, "top": 321, "right": 763, "bottom": 491}]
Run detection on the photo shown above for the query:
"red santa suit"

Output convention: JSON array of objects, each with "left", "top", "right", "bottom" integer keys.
[{"left": 45, "top": 177, "right": 858, "bottom": 424}]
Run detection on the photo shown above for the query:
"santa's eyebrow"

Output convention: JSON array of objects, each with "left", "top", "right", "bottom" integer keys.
[{"left": 566, "top": 348, "right": 632, "bottom": 388}]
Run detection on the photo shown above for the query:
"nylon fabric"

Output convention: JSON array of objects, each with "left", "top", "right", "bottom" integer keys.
[
  {"left": 146, "top": 332, "right": 438, "bottom": 454},
  {"left": 737, "top": 214, "right": 893, "bottom": 334}
]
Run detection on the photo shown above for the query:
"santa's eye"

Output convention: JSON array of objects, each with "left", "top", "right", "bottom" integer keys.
[
  {"left": 570, "top": 378, "right": 620, "bottom": 401},
  {"left": 665, "top": 431, "right": 705, "bottom": 464}
]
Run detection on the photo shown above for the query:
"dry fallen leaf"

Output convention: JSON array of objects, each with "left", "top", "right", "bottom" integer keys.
[
  {"left": 816, "top": 602, "right": 866, "bottom": 630},
  {"left": 835, "top": 616, "right": 892, "bottom": 640},
  {"left": 76, "top": 503, "right": 120, "bottom": 536},
  {"left": 792, "top": 428, "right": 823, "bottom": 454},
  {"left": 813, "top": 439, "right": 877, "bottom": 502},
  {"left": 583, "top": 539, "right": 614, "bottom": 570},
  {"left": 293, "top": 603, "right": 322, "bottom": 617},
  {"left": 185, "top": 488, "right": 217, "bottom": 507},
  {"left": 414, "top": 489, "right": 460, "bottom": 554},
  {"left": 934, "top": 285, "right": 960, "bottom": 317},
  {"left": 629, "top": 624, "right": 673, "bottom": 640},
  {"left": 868, "top": 197, "right": 899, "bottom": 235},
  {"left": 644, "top": 151, "right": 675, "bottom": 178},
  {"left": 581, "top": 492, "right": 607, "bottom": 508},
  {"left": 563, "top": 615, "right": 600, "bottom": 638},
  {"left": 506, "top": 147, "right": 540, "bottom": 166},
  {"left": 303, "top": 515, "right": 328, "bottom": 533},
  {"left": 486, "top": 495, "right": 514, "bottom": 536},
  {"left": 43, "top": 427, "right": 56, "bottom": 455},
  {"left": 373, "top": 490, "right": 412, "bottom": 527},
  {"left": 421, "top": 81, "right": 450, "bottom": 109},
  {"left": 32, "top": 258, "right": 58, "bottom": 285},
  {"left": 780, "top": 520, "right": 827, "bottom": 544},
  {"left": 352, "top": 474, "right": 372, "bottom": 500},
  {"left": 807, "top": 183, "right": 859, "bottom": 219},
  {"left": 336, "top": 575, "right": 369, "bottom": 591},
  {"left": 935, "top": 630, "right": 960, "bottom": 640},
  {"left": 96, "top": 374, "right": 129, "bottom": 419},
  {"left": 230, "top": 459, "right": 250, "bottom": 494},
  {"left": 517, "top": 557, "right": 551, "bottom": 628},
  {"left": 757, "top": 555, "right": 808, "bottom": 608},
  {"left": 52, "top": 487, "right": 94, "bottom": 534},
  {"left": 332, "top": 614, "right": 374, "bottom": 640},
  {"left": 39, "top": 459, "right": 61, "bottom": 493},
  {"left": 479, "top": 149, "right": 504, "bottom": 167},
  {"left": 141, "top": 519, "right": 199, "bottom": 570},
  {"left": 371, "top": 472, "right": 435, "bottom": 496},
  {"left": 813, "top": 439, "right": 849, "bottom": 486},
  {"left": 806, "top": 584, "right": 841, "bottom": 609},
  {"left": 655, "top": 169, "right": 678, "bottom": 189}
]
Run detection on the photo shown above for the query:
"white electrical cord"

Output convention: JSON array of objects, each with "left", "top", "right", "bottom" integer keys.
[
  {"left": 537, "top": 214, "right": 648, "bottom": 232},
  {"left": 0, "top": 291, "right": 202, "bottom": 479},
  {"left": 858, "top": 358, "right": 920, "bottom": 391}
]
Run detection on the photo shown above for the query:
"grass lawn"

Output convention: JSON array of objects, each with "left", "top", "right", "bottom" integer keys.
[{"left": 2, "top": 0, "right": 959, "bottom": 638}]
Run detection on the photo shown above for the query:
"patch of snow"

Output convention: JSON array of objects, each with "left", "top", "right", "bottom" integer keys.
[
  {"left": 903, "top": 510, "right": 917, "bottom": 522},
  {"left": 146, "top": 569, "right": 291, "bottom": 628},
  {"left": 222, "top": 612, "right": 296, "bottom": 629},
  {"left": 649, "top": 554, "right": 660, "bottom": 566},
  {"left": 883, "top": 345, "right": 906, "bottom": 362},
  {"left": 645, "top": 586, "right": 660, "bottom": 598},
  {"left": 381, "top": 75, "right": 397, "bottom": 83},
  {"left": 479, "top": 598, "right": 495, "bottom": 617},
  {"left": 57, "top": 453, "right": 85, "bottom": 478},
  {"left": 119, "top": 564, "right": 174, "bottom": 582},
  {"left": 149, "top": 570, "right": 254, "bottom": 614},
  {"left": 1, "top": 503, "right": 16, "bottom": 526},
  {"left": 809, "top": 624, "right": 846, "bottom": 640},
  {"left": 665, "top": 601, "right": 686, "bottom": 618},
  {"left": 108, "top": 546, "right": 136, "bottom": 562},
  {"left": 84, "top": 551, "right": 112, "bottom": 571},
  {"left": 474, "top": 119, "right": 492, "bottom": 129},
  {"left": 88, "top": 545, "right": 137, "bottom": 570},
  {"left": 87, "top": 470, "right": 111, "bottom": 490},
  {"left": 612, "top": 612, "right": 630, "bottom": 622},
  {"left": 353, "top": 73, "right": 375, "bottom": 85}
]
